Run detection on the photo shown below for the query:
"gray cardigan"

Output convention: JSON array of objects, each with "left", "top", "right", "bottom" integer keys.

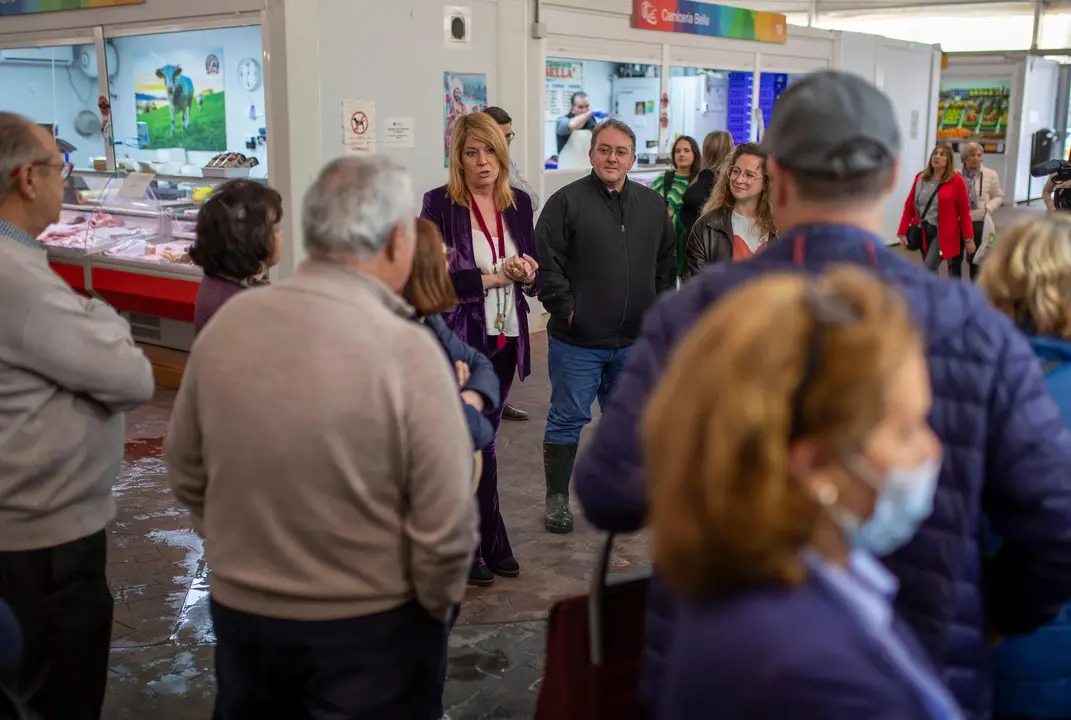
[{"left": 0, "top": 220, "right": 154, "bottom": 551}]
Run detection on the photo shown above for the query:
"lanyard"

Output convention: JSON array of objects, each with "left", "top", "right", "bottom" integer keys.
[
  {"left": 471, "top": 199, "right": 505, "bottom": 266},
  {"left": 793, "top": 234, "right": 878, "bottom": 269}
]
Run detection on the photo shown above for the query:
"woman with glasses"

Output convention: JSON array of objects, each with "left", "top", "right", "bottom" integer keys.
[
  {"left": 682, "top": 142, "right": 777, "bottom": 278},
  {"left": 897, "top": 143, "right": 973, "bottom": 274},
  {"left": 650, "top": 266, "right": 959, "bottom": 719},
  {"left": 420, "top": 111, "right": 538, "bottom": 588}
]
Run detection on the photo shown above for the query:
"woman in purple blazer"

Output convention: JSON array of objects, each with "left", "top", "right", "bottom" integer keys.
[{"left": 421, "top": 112, "right": 538, "bottom": 588}]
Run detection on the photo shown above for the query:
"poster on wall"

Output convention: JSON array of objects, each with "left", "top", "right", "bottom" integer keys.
[
  {"left": 546, "top": 60, "right": 584, "bottom": 119},
  {"left": 0, "top": 0, "right": 144, "bottom": 16},
  {"left": 134, "top": 48, "right": 227, "bottom": 152},
  {"left": 342, "top": 99, "right": 376, "bottom": 155},
  {"left": 443, "top": 71, "right": 487, "bottom": 167},
  {"left": 936, "top": 80, "right": 1011, "bottom": 154}
]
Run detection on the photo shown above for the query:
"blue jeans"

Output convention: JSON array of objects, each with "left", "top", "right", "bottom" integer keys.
[{"left": 544, "top": 336, "right": 632, "bottom": 445}]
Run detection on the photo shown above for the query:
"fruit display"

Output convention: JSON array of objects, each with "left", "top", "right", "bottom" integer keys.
[{"left": 936, "top": 83, "right": 1010, "bottom": 148}]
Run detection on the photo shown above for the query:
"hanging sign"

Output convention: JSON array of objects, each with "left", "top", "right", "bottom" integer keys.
[
  {"left": 632, "top": 0, "right": 787, "bottom": 44},
  {"left": 1, "top": 0, "right": 144, "bottom": 16}
]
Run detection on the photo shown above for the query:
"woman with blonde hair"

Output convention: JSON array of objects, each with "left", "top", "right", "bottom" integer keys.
[
  {"left": 682, "top": 142, "right": 777, "bottom": 278},
  {"left": 679, "top": 130, "right": 734, "bottom": 237},
  {"left": 420, "top": 111, "right": 538, "bottom": 587},
  {"left": 979, "top": 214, "right": 1071, "bottom": 720},
  {"left": 648, "top": 267, "right": 959, "bottom": 718},
  {"left": 897, "top": 143, "right": 973, "bottom": 274}
]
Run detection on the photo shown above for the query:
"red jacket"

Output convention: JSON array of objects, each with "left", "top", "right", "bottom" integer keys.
[{"left": 898, "top": 173, "right": 974, "bottom": 261}]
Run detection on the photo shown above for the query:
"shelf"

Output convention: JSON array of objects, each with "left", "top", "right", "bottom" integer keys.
[{"left": 63, "top": 203, "right": 166, "bottom": 220}]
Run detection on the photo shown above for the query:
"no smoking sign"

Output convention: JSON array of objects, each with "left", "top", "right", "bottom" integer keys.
[
  {"left": 342, "top": 99, "right": 376, "bottom": 154},
  {"left": 351, "top": 112, "right": 369, "bottom": 135}
]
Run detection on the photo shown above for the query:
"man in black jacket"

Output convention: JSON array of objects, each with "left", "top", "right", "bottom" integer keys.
[{"left": 536, "top": 118, "right": 677, "bottom": 534}]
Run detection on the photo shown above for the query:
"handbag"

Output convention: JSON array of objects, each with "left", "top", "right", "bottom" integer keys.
[
  {"left": 972, "top": 210, "right": 998, "bottom": 264},
  {"left": 534, "top": 533, "right": 652, "bottom": 720},
  {"left": 906, "top": 181, "right": 942, "bottom": 252}
]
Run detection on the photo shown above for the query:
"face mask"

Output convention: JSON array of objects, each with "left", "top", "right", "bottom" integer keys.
[{"left": 832, "top": 458, "right": 942, "bottom": 557}]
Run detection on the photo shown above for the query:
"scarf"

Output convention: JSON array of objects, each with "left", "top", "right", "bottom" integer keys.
[{"left": 963, "top": 168, "right": 981, "bottom": 210}]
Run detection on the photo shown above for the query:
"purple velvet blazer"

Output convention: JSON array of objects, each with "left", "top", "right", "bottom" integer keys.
[{"left": 420, "top": 186, "right": 538, "bottom": 380}]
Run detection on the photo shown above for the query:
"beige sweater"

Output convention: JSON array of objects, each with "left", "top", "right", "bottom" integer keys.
[
  {"left": 0, "top": 224, "right": 155, "bottom": 551},
  {"left": 165, "top": 261, "right": 478, "bottom": 621}
]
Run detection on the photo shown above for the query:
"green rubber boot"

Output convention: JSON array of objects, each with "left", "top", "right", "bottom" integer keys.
[{"left": 543, "top": 443, "right": 578, "bottom": 534}]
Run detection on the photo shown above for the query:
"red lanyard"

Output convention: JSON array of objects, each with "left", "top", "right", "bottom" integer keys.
[
  {"left": 793, "top": 234, "right": 877, "bottom": 269},
  {"left": 471, "top": 199, "right": 505, "bottom": 266}
]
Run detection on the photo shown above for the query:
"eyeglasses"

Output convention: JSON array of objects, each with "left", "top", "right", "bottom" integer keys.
[
  {"left": 9, "top": 161, "right": 73, "bottom": 181},
  {"left": 595, "top": 146, "right": 632, "bottom": 159},
  {"left": 729, "top": 166, "right": 763, "bottom": 183},
  {"left": 504, "top": 131, "right": 515, "bottom": 144}
]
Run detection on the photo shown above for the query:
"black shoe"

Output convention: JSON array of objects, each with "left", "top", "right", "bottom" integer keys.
[
  {"left": 468, "top": 565, "right": 495, "bottom": 587},
  {"left": 490, "top": 557, "right": 520, "bottom": 578},
  {"left": 543, "top": 443, "right": 578, "bottom": 534},
  {"left": 502, "top": 404, "right": 529, "bottom": 422}
]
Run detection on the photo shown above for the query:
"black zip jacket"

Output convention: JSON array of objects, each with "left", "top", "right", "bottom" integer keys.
[{"left": 536, "top": 172, "right": 677, "bottom": 350}]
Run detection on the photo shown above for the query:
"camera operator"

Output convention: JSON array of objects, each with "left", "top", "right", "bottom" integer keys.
[{"left": 1042, "top": 148, "right": 1071, "bottom": 212}]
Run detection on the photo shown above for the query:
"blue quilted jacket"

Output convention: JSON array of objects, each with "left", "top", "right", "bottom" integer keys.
[
  {"left": 991, "top": 335, "right": 1071, "bottom": 719},
  {"left": 574, "top": 224, "right": 1071, "bottom": 720}
]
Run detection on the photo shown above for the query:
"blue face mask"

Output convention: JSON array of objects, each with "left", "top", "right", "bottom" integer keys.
[{"left": 836, "top": 458, "right": 942, "bottom": 557}]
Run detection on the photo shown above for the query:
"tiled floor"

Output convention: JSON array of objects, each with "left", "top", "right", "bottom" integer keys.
[{"left": 101, "top": 330, "right": 647, "bottom": 719}]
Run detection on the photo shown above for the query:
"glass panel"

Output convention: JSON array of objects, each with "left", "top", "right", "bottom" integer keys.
[
  {"left": 544, "top": 58, "right": 661, "bottom": 172},
  {"left": 1040, "top": 8, "right": 1071, "bottom": 49},
  {"left": 0, "top": 44, "right": 108, "bottom": 171},
  {"left": 105, "top": 25, "right": 268, "bottom": 180},
  {"left": 667, "top": 67, "right": 752, "bottom": 152}
]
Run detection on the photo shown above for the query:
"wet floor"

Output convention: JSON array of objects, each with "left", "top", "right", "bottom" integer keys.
[{"left": 101, "top": 331, "right": 649, "bottom": 719}]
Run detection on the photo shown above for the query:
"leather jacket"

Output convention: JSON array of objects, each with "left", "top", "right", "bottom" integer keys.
[{"left": 683, "top": 206, "right": 733, "bottom": 280}]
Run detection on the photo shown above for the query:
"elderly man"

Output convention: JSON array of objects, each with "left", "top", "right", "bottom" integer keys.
[
  {"left": 575, "top": 72, "right": 1071, "bottom": 718},
  {"left": 165, "top": 156, "right": 478, "bottom": 719},
  {"left": 956, "top": 141, "right": 1004, "bottom": 280},
  {"left": 0, "top": 112, "right": 155, "bottom": 719}
]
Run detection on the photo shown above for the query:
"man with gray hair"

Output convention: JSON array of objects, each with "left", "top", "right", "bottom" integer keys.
[
  {"left": 165, "top": 156, "right": 479, "bottom": 718},
  {"left": 535, "top": 118, "right": 677, "bottom": 534},
  {"left": 0, "top": 112, "right": 154, "bottom": 719}
]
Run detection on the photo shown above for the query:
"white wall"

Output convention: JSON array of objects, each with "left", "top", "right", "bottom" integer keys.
[
  {"left": 109, "top": 25, "right": 267, "bottom": 173},
  {"left": 837, "top": 33, "right": 942, "bottom": 242},
  {"left": 1015, "top": 56, "right": 1059, "bottom": 202},
  {"left": 0, "top": 47, "right": 106, "bottom": 168}
]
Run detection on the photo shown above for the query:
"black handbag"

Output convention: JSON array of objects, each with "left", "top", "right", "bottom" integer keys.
[{"left": 906, "top": 182, "right": 942, "bottom": 251}]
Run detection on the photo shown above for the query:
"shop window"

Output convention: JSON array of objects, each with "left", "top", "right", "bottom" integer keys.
[
  {"left": 105, "top": 25, "right": 267, "bottom": 179},
  {"left": 545, "top": 58, "right": 661, "bottom": 170},
  {"left": 0, "top": 43, "right": 108, "bottom": 170}
]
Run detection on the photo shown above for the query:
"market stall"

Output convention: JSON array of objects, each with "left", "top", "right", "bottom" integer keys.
[
  {"left": 526, "top": 1, "right": 943, "bottom": 242},
  {"left": 942, "top": 52, "right": 1060, "bottom": 204},
  {"left": 0, "top": 0, "right": 275, "bottom": 350}
]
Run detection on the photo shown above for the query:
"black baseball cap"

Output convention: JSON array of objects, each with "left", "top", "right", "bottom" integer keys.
[{"left": 759, "top": 70, "right": 901, "bottom": 177}]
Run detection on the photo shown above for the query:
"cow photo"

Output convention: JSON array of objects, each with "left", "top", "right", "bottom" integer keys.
[{"left": 134, "top": 48, "right": 227, "bottom": 152}]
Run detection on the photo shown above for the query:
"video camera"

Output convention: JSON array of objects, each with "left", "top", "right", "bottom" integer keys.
[{"left": 1031, "top": 159, "right": 1071, "bottom": 210}]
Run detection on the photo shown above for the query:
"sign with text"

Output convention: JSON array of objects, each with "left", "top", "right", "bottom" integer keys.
[
  {"left": 632, "top": 0, "right": 786, "bottom": 44},
  {"left": 1, "top": 0, "right": 145, "bottom": 16},
  {"left": 546, "top": 60, "right": 584, "bottom": 119}
]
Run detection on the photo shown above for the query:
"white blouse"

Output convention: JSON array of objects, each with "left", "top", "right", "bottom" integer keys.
[{"left": 470, "top": 228, "right": 520, "bottom": 338}]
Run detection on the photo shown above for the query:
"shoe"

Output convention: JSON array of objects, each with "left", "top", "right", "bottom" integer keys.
[
  {"left": 490, "top": 557, "right": 520, "bottom": 578},
  {"left": 543, "top": 443, "right": 578, "bottom": 534},
  {"left": 468, "top": 565, "right": 495, "bottom": 587},
  {"left": 502, "top": 404, "right": 529, "bottom": 422}
]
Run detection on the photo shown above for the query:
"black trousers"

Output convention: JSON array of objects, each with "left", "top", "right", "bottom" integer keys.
[
  {"left": 949, "top": 220, "right": 984, "bottom": 281},
  {"left": 211, "top": 599, "right": 447, "bottom": 720},
  {"left": 0, "top": 530, "right": 113, "bottom": 720}
]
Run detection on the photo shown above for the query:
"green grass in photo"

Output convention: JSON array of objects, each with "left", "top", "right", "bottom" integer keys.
[{"left": 137, "top": 91, "right": 227, "bottom": 152}]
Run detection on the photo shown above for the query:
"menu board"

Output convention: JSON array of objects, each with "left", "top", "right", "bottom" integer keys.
[
  {"left": 936, "top": 80, "right": 1011, "bottom": 154},
  {"left": 546, "top": 60, "right": 585, "bottom": 120}
]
